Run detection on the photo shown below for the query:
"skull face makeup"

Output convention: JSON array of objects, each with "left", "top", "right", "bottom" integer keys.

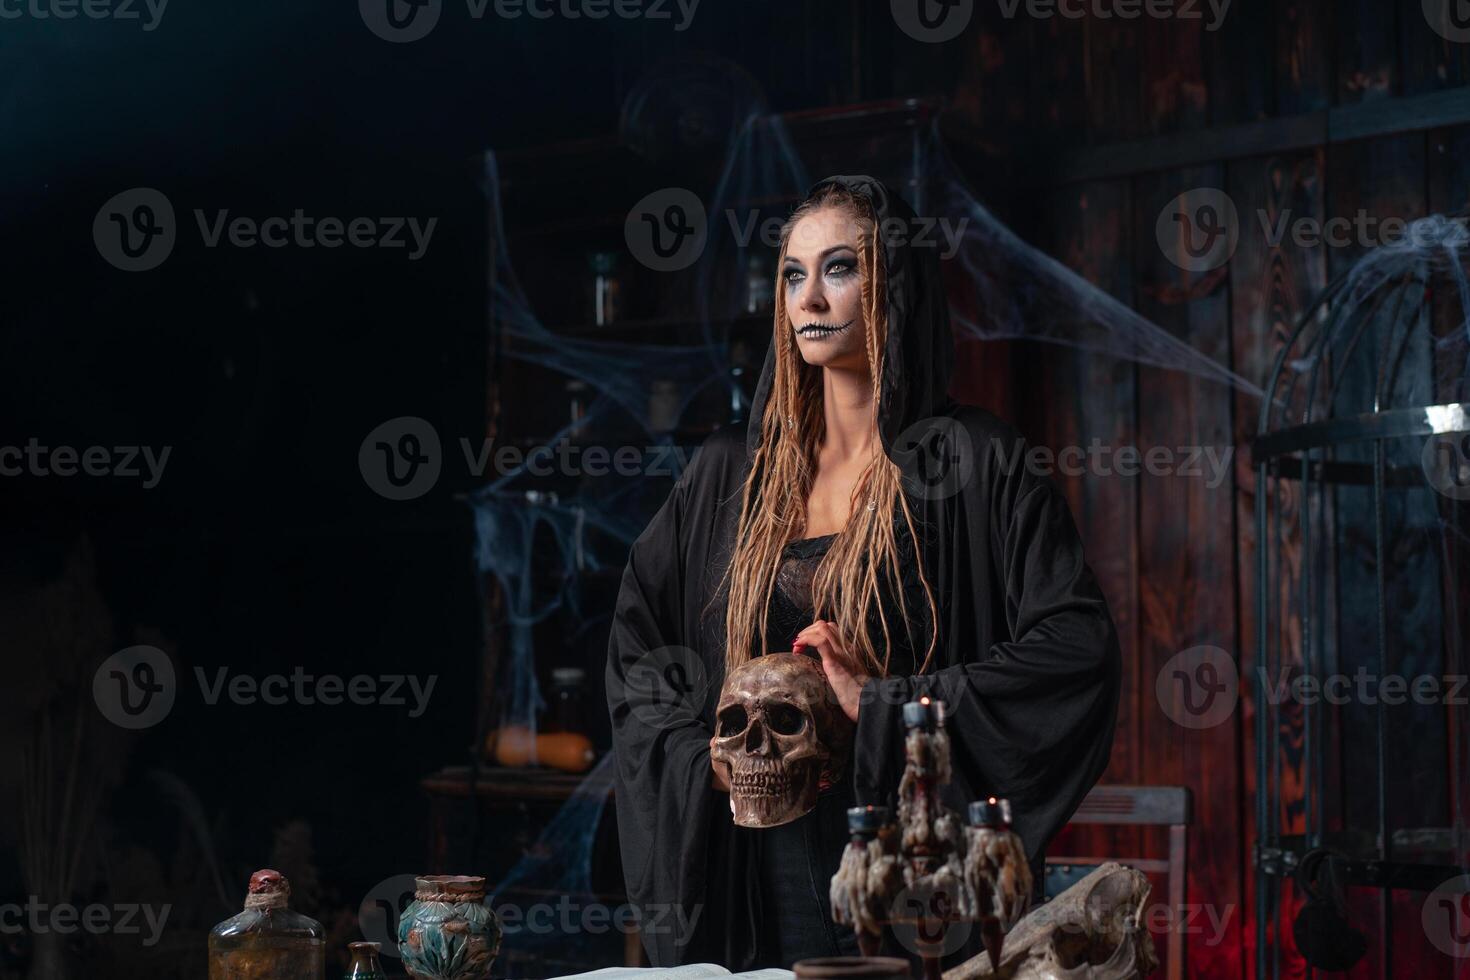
[{"left": 709, "top": 652, "right": 855, "bottom": 828}]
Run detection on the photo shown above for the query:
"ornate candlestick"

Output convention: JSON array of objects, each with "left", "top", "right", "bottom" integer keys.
[
  {"left": 830, "top": 698, "right": 1032, "bottom": 978},
  {"left": 964, "top": 798, "right": 1031, "bottom": 973},
  {"left": 836, "top": 804, "right": 897, "bottom": 958}
]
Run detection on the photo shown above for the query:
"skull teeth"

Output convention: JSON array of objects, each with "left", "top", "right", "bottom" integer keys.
[{"left": 731, "top": 771, "right": 795, "bottom": 797}]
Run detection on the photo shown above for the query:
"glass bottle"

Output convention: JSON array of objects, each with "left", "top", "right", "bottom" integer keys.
[
  {"left": 745, "top": 253, "right": 773, "bottom": 314},
  {"left": 546, "top": 667, "right": 587, "bottom": 735},
  {"left": 343, "top": 941, "right": 385, "bottom": 979},
  {"left": 588, "top": 250, "right": 621, "bottom": 325},
  {"left": 208, "top": 869, "right": 325, "bottom": 979},
  {"left": 566, "top": 378, "right": 590, "bottom": 439},
  {"left": 647, "top": 380, "right": 680, "bottom": 432},
  {"left": 729, "top": 338, "right": 752, "bottom": 423}
]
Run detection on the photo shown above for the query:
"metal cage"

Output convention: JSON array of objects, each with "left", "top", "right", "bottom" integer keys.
[{"left": 1252, "top": 215, "right": 1470, "bottom": 978}]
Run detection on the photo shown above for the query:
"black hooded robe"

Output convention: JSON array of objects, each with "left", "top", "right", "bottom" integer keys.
[{"left": 605, "top": 175, "right": 1121, "bottom": 971}]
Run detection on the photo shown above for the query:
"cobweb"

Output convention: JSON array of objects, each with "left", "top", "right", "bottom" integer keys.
[
  {"left": 1270, "top": 213, "right": 1470, "bottom": 418},
  {"left": 472, "top": 92, "right": 1287, "bottom": 973},
  {"left": 914, "top": 123, "right": 1263, "bottom": 396},
  {"left": 693, "top": 110, "right": 1268, "bottom": 409}
]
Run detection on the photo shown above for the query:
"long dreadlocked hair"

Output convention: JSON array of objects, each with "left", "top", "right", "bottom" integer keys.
[{"left": 713, "top": 183, "right": 940, "bottom": 680}]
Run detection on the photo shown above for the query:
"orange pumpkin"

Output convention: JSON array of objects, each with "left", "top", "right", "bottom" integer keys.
[{"left": 486, "top": 726, "right": 596, "bottom": 773}]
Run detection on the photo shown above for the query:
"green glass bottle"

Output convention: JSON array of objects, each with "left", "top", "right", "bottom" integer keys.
[{"left": 343, "top": 942, "right": 385, "bottom": 979}]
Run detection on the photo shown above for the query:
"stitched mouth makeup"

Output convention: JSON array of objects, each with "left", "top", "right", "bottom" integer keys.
[{"left": 794, "top": 319, "right": 854, "bottom": 341}]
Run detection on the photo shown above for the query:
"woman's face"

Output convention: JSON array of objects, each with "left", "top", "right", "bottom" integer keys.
[{"left": 782, "top": 206, "right": 868, "bottom": 370}]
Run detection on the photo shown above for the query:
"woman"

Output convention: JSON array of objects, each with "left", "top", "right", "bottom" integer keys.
[{"left": 606, "top": 175, "right": 1120, "bottom": 971}]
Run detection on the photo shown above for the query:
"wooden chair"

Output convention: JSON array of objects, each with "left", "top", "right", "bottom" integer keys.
[{"left": 1042, "top": 785, "right": 1192, "bottom": 980}]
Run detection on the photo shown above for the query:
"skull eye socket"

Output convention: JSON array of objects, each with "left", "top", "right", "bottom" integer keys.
[
  {"left": 766, "top": 703, "right": 806, "bottom": 736},
  {"left": 717, "top": 706, "right": 748, "bottom": 736}
]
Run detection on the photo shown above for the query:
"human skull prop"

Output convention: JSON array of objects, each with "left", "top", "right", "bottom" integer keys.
[{"left": 709, "top": 652, "right": 855, "bottom": 827}]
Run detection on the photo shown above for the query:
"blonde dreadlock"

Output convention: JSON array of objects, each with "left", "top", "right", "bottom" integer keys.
[{"left": 713, "top": 184, "right": 940, "bottom": 680}]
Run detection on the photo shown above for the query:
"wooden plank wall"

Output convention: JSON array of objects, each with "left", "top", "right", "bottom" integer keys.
[{"left": 912, "top": 2, "right": 1470, "bottom": 977}]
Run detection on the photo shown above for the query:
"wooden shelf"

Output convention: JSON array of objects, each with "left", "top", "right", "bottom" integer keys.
[
  {"left": 422, "top": 764, "right": 611, "bottom": 803},
  {"left": 537, "top": 312, "right": 770, "bottom": 340},
  {"left": 495, "top": 425, "right": 725, "bottom": 452}
]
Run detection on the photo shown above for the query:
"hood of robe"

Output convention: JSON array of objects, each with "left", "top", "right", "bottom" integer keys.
[{"left": 743, "top": 174, "right": 958, "bottom": 465}]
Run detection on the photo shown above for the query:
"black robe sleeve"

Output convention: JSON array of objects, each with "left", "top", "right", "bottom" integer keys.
[
  {"left": 853, "top": 412, "right": 1122, "bottom": 873},
  {"left": 604, "top": 434, "right": 749, "bottom": 968}
]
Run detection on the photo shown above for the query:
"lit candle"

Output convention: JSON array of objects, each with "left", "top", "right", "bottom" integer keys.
[
  {"left": 846, "top": 804, "right": 888, "bottom": 838},
  {"left": 967, "top": 796, "right": 1014, "bottom": 829},
  {"left": 902, "top": 696, "right": 939, "bottom": 730}
]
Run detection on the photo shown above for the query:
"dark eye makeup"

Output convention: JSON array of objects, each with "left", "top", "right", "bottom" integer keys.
[{"left": 783, "top": 249, "right": 856, "bottom": 287}]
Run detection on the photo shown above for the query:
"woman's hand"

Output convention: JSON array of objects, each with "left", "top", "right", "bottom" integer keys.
[
  {"left": 709, "top": 742, "right": 731, "bottom": 793},
  {"left": 793, "top": 619, "right": 870, "bottom": 724}
]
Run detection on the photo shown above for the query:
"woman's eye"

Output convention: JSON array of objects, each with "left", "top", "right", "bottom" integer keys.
[
  {"left": 783, "top": 269, "right": 805, "bottom": 285},
  {"left": 826, "top": 262, "right": 852, "bottom": 277}
]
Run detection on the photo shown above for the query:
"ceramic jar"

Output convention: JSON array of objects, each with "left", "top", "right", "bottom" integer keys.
[{"left": 396, "top": 875, "right": 500, "bottom": 980}]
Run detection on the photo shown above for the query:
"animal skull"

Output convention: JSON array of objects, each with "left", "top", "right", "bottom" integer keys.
[
  {"left": 944, "top": 863, "right": 1159, "bottom": 980},
  {"left": 709, "top": 652, "right": 854, "bottom": 827}
]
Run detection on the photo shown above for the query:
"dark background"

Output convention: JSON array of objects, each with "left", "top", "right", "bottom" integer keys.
[
  {"left": 0, "top": 5, "right": 956, "bottom": 976},
  {"left": 3, "top": 1, "right": 1470, "bottom": 978}
]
